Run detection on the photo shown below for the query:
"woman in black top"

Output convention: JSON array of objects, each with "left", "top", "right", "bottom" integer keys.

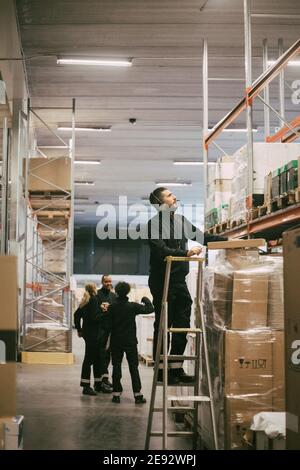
[{"left": 74, "top": 283, "right": 104, "bottom": 395}]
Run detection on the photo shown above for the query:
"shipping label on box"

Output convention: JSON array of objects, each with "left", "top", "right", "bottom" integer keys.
[{"left": 225, "top": 329, "right": 274, "bottom": 395}]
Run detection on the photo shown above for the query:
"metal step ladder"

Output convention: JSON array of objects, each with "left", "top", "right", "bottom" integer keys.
[{"left": 145, "top": 256, "right": 218, "bottom": 450}]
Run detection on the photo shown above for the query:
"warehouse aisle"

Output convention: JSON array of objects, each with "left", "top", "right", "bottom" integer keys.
[{"left": 17, "top": 333, "right": 192, "bottom": 450}]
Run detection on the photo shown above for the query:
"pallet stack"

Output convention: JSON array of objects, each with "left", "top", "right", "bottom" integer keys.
[{"left": 199, "top": 241, "right": 285, "bottom": 450}]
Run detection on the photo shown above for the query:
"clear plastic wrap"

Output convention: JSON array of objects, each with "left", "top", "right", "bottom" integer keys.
[
  {"left": 31, "top": 298, "right": 66, "bottom": 324},
  {"left": 24, "top": 323, "right": 71, "bottom": 352},
  {"left": 200, "top": 325, "right": 285, "bottom": 450},
  {"left": 229, "top": 147, "right": 248, "bottom": 223},
  {"left": 200, "top": 249, "right": 285, "bottom": 449}
]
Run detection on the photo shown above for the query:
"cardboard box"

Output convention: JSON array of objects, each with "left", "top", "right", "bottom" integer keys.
[
  {"left": 267, "top": 259, "right": 284, "bottom": 329},
  {"left": 225, "top": 396, "right": 272, "bottom": 450},
  {"left": 272, "top": 331, "right": 285, "bottom": 411},
  {"left": 27, "top": 157, "right": 71, "bottom": 192},
  {"left": 0, "top": 364, "right": 16, "bottom": 417},
  {"left": 210, "top": 272, "right": 233, "bottom": 328},
  {"left": 208, "top": 239, "right": 266, "bottom": 250},
  {"left": 283, "top": 226, "right": 300, "bottom": 449},
  {"left": 231, "top": 269, "right": 269, "bottom": 329},
  {"left": 225, "top": 329, "right": 274, "bottom": 396},
  {"left": 0, "top": 256, "right": 18, "bottom": 331},
  {"left": 24, "top": 323, "right": 70, "bottom": 352}
]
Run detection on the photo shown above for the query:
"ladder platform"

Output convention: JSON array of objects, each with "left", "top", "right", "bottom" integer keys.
[
  {"left": 154, "top": 407, "right": 195, "bottom": 413},
  {"left": 168, "top": 395, "right": 210, "bottom": 402},
  {"left": 160, "top": 355, "right": 197, "bottom": 360},
  {"left": 168, "top": 328, "right": 202, "bottom": 333},
  {"left": 165, "top": 256, "right": 205, "bottom": 263},
  {"left": 150, "top": 431, "right": 194, "bottom": 437}
]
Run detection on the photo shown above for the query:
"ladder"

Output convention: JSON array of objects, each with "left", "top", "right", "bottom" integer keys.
[{"left": 145, "top": 256, "right": 218, "bottom": 450}]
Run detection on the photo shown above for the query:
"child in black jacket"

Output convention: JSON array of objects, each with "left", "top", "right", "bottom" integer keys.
[
  {"left": 105, "top": 282, "right": 154, "bottom": 404},
  {"left": 74, "top": 283, "right": 105, "bottom": 395}
]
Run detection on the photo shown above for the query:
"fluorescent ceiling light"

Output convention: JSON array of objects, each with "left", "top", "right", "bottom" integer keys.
[
  {"left": 267, "top": 59, "right": 300, "bottom": 67},
  {"left": 155, "top": 181, "right": 192, "bottom": 187},
  {"left": 75, "top": 160, "right": 101, "bottom": 165},
  {"left": 74, "top": 210, "right": 85, "bottom": 214},
  {"left": 37, "top": 145, "right": 68, "bottom": 149},
  {"left": 75, "top": 181, "right": 95, "bottom": 186},
  {"left": 173, "top": 161, "right": 215, "bottom": 166},
  {"left": 58, "top": 126, "right": 111, "bottom": 132},
  {"left": 57, "top": 58, "right": 132, "bottom": 67},
  {"left": 208, "top": 128, "right": 258, "bottom": 133}
]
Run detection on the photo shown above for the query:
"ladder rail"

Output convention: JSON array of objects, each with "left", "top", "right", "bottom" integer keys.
[
  {"left": 145, "top": 255, "right": 218, "bottom": 450},
  {"left": 145, "top": 258, "right": 172, "bottom": 450}
]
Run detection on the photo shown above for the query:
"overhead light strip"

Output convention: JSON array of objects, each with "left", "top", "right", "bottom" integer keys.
[
  {"left": 58, "top": 126, "right": 111, "bottom": 132},
  {"left": 173, "top": 161, "right": 215, "bottom": 166},
  {"left": 75, "top": 181, "right": 95, "bottom": 186},
  {"left": 75, "top": 160, "right": 101, "bottom": 165},
  {"left": 155, "top": 181, "right": 192, "bottom": 187},
  {"left": 57, "top": 58, "right": 132, "bottom": 67}
]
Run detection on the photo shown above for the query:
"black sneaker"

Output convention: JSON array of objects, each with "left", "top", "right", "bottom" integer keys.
[
  {"left": 95, "top": 381, "right": 113, "bottom": 394},
  {"left": 135, "top": 395, "right": 147, "bottom": 404},
  {"left": 82, "top": 386, "right": 97, "bottom": 396},
  {"left": 173, "top": 369, "right": 195, "bottom": 383},
  {"left": 102, "top": 377, "right": 113, "bottom": 388},
  {"left": 157, "top": 370, "right": 180, "bottom": 385},
  {"left": 112, "top": 395, "right": 121, "bottom": 403}
]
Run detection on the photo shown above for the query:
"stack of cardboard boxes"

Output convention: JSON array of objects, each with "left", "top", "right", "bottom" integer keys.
[
  {"left": 205, "top": 156, "right": 234, "bottom": 229},
  {"left": 0, "top": 256, "right": 20, "bottom": 449},
  {"left": 200, "top": 242, "right": 285, "bottom": 449}
]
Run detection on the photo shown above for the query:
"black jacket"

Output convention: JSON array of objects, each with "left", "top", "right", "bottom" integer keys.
[
  {"left": 105, "top": 296, "right": 154, "bottom": 347},
  {"left": 74, "top": 295, "right": 102, "bottom": 340},
  {"left": 148, "top": 210, "right": 226, "bottom": 284},
  {"left": 97, "top": 287, "right": 117, "bottom": 306}
]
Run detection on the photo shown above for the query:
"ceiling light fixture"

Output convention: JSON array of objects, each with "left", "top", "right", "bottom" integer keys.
[
  {"left": 75, "top": 160, "right": 101, "bottom": 165},
  {"left": 57, "top": 58, "right": 132, "bottom": 67},
  {"left": 58, "top": 126, "right": 111, "bottom": 132},
  {"left": 267, "top": 59, "right": 300, "bottom": 67},
  {"left": 74, "top": 210, "right": 85, "bottom": 214},
  {"left": 75, "top": 181, "right": 95, "bottom": 186},
  {"left": 155, "top": 181, "right": 192, "bottom": 187},
  {"left": 173, "top": 161, "right": 215, "bottom": 166}
]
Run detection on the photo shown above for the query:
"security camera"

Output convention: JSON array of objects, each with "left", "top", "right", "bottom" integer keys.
[{"left": 129, "top": 118, "right": 136, "bottom": 125}]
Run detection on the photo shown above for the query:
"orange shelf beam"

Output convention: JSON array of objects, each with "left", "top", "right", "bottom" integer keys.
[{"left": 266, "top": 115, "right": 300, "bottom": 143}]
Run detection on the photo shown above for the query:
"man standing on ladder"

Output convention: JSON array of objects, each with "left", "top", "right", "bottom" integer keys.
[{"left": 148, "top": 187, "right": 225, "bottom": 384}]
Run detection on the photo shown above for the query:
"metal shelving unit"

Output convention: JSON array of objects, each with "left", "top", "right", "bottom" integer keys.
[
  {"left": 20, "top": 99, "right": 75, "bottom": 360},
  {"left": 202, "top": 0, "right": 300, "bottom": 241}
]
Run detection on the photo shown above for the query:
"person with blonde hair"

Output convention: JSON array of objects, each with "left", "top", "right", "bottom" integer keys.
[{"left": 74, "top": 283, "right": 104, "bottom": 395}]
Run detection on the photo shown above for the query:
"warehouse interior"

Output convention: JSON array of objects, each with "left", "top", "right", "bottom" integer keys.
[{"left": 0, "top": 0, "right": 300, "bottom": 452}]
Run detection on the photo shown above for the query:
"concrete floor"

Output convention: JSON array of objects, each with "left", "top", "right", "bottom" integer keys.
[{"left": 17, "top": 333, "right": 192, "bottom": 450}]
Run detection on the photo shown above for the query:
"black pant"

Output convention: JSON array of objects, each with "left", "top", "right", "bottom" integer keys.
[
  {"left": 149, "top": 277, "right": 192, "bottom": 369},
  {"left": 100, "top": 330, "right": 111, "bottom": 378},
  {"left": 80, "top": 337, "right": 103, "bottom": 387},
  {"left": 111, "top": 343, "right": 141, "bottom": 395}
]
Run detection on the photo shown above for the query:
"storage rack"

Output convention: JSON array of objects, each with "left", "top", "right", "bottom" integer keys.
[
  {"left": 20, "top": 99, "right": 75, "bottom": 361},
  {"left": 202, "top": 0, "right": 300, "bottom": 241}
]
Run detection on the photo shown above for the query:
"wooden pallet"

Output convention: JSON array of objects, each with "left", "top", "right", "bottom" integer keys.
[
  {"left": 229, "top": 218, "right": 245, "bottom": 229},
  {"left": 139, "top": 354, "right": 154, "bottom": 367},
  {"left": 250, "top": 207, "right": 259, "bottom": 221},
  {"left": 295, "top": 187, "right": 300, "bottom": 203},
  {"left": 21, "top": 351, "right": 74, "bottom": 365},
  {"left": 269, "top": 191, "right": 296, "bottom": 213}
]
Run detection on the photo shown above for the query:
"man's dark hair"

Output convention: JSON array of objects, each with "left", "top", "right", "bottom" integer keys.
[
  {"left": 115, "top": 282, "right": 131, "bottom": 298},
  {"left": 102, "top": 274, "right": 110, "bottom": 283},
  {"left": 149, "top": 187, "right": 167, "bottom": 206}
]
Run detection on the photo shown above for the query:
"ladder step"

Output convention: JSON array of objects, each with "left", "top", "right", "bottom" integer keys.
[
  {"left": 150, "top": 431, "right": 194, "bottom": 437},
  {"left": 160, "top": 355, "right": 197, "bottom": 360},
  {"left": 168, "top": 328, "right": 202, "bottom": 333},
  {"left": 153, "top": 407, "right": 195, "bottom": 413},
  {"left": 157, "top": 382, "right": 195, "bottom": 387},
  {"left": 168, "top": 395, "right": 210, "bottom": 402}
]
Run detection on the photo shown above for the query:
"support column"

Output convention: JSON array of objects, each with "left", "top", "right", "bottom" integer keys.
[
  {"left": 244, "top": 0, "right": 254, "bottom": 199},
  {"left": 262, "top": 39, "right": 270, "bottom": 139},
  {"left": 202, "top": 40, "right": 209, "bottom": 222}
]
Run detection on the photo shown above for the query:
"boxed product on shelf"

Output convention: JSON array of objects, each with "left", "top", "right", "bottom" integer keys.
[
  {"left": 229, "top": 143, "right": 300, "bottom": 223},
  {"left": 264, "top": 172, "right": 272, "bottom": 205},
  {"left": 287, "top": 159, "right": 298, "bottom": 192},
  {"left": 24, "top": 323, "right": 71, "bottom": 352},
  {"left": 27, "top": 157, "right": 71, "bottom": 192},
  {"left": 43, "top": 241, "right": 66, "bottom": 273},
  {"left": 32, "top": 298, "right": 65, "bottom": 324},
  {"left": 205, "top": 208, "right": 218, "bottom": 229}
]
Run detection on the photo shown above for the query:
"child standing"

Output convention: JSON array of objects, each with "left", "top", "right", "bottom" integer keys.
[{"left": 106, "top": 282, "right": 154, "bottom": 404}]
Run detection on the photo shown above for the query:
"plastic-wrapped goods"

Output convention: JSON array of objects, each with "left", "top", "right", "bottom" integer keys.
[
  {"left": 200, "top": 325, "right": 285, "bottom": 449},
  {"left": 43, "top": 242, "right": 66, "bottom": 273},
  {"left": 24, "top": 323, "right": 71, "bottom": 352},
  {"left": 204, "top": 249, "right": 284, "bottom": 330},
  {"left": 31, "top": 298, "right": 65, "bottom": 324}
]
